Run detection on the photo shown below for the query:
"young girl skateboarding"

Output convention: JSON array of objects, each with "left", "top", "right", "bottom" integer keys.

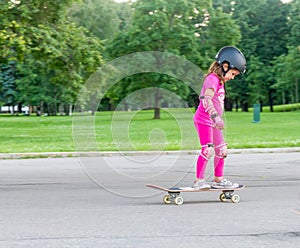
[{"left": 193, "top": 46, "right": 246, "bottom": 189}]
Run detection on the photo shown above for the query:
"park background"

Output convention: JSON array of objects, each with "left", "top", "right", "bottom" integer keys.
[{"left": 0, "top": 0, "right": 299, "bottom": 153}]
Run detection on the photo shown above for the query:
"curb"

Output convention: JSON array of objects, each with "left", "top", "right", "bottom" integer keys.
[{"left": 0, "top": 147, "right": 299, "bottom": 159}]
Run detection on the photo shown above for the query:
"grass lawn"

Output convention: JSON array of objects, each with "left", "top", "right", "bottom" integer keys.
[
  {"left": 224, "top": 111, "right": 300, "bottom": 148},
  {"left": 0, "top": 109, "right": 299, "bottom": 153},
  {"left": 0, "top": 115, "right": 74, "bottom": 153}
]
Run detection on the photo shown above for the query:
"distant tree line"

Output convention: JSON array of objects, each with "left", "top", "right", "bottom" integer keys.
[{"left": 0, "top": 0, "right": 299, "bottom": 116}]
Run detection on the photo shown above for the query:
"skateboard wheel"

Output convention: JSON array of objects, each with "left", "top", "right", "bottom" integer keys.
[
  {"left": 231, "top": 194, "right": 240, "bottom": 203},
  {"left": 174, "top": 196, "right": 184, "bottom": 205},
  {"left": 163, "top": 195, "right": 171, "bottom": 204},
  {"left": 219, "top": 193, "right": 227, "bottom": 202}
]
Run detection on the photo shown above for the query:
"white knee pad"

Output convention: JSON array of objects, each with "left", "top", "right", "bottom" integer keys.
[
  {"left": 200, "top": 143, "right": 214, "bottom": 160},
  {"left": 215, "top": 143, "right": 228, "bottom": 158}
]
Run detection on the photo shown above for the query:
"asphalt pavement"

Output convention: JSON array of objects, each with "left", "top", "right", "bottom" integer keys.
[{"left": 0, "top": 150, "right": 299, "bottom": 248}]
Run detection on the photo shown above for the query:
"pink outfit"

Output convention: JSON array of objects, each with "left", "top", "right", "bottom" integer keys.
[
  {"left": 194, "top": 73, "right": 225, "bottom": 125},
  {"left": 193, "top": 73, "right": 226, "bottom": 179}
]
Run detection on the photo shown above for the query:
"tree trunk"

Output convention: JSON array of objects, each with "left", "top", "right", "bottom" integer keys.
[
  {"left": 9, "top": 105, "right": 14, "bottom": 115},
  {"left": 68, "top": 104, "right": 73, "bottom": 116},
  {"left": 154, "top": 107, "right": 160, "bottom": 119},
  {"left": 281, "top": 90, "right": 286, "bottom": 111},
  {"left": 295, "top": 79, "right": 299, "bottom": 110},
  {"left": 40, "top": 101, "right": 44, "bottom": 116},
  {"left": 241, "top": 101, "right": 248, "bottom": 112},
  {"left": 224, "top": 97, "right": 233, "bottom": 111},
  {"left": 235, "top": 97, "right": 239, "bottom": 112},
  {"left": 59, "top": 103, "right": 64, "bottom": 116},
  {"left": 268, "top": 90, "right": 274, "bottom": 112},
  {"left": 259, "top": 100, "right": 263, "bottom": 112},
  {"left": 153, "top": 88, "right": 161, "bottom": 119},
  {"left": 47, "top": 103, "right": 50, "bottom": 116},
  {"left": 17, "top": 103, "right": 22, "bottom": 115}
]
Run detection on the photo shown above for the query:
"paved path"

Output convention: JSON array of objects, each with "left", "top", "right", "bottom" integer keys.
[{"left": 0, "top": 151, "right": 299, "bottom": 247}]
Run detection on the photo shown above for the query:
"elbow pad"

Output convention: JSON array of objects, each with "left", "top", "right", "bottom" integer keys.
[{"left": 200, "top": 95, "right": 216, "bottom": 116}]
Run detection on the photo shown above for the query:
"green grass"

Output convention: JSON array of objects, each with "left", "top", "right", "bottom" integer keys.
[
  {"left": 224, "top": 111, "right": 300, "bottom": 148},
  {"left": 0, "top": 109, "right": 299, "bottom": 153},
  {"left": 0, "top": 115, "right": 74, "bottom": 153}
]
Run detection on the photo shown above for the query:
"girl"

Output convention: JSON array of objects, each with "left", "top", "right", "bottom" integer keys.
[{"left": 193, "top": 46, "right": 246, "bottom": 189}]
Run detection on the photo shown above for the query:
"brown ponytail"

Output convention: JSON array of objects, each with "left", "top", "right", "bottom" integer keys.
[{"left": 205, "top": 61, "right": 225, "bottom": 84}]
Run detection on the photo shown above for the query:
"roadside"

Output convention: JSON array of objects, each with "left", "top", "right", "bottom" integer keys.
[{"left": 0, "top": 147, "right": 299, "bottom": 159}]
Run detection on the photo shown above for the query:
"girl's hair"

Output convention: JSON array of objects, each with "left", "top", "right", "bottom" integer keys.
[{"left": 205, "top": 61, "right": 224, "bottom": 84}]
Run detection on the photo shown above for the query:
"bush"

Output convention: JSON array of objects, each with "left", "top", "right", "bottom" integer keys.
[{"left": 248, "top": 103, "right": 300, "bottom": 112}]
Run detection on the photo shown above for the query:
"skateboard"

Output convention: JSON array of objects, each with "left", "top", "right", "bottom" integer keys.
[{"left": 146, "top": 184, "right": 245, "bottom": 205}]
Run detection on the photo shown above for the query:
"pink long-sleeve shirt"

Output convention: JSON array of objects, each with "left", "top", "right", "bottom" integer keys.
[{"left": 193, "top": 73, "right": 225, "bottom": 127}]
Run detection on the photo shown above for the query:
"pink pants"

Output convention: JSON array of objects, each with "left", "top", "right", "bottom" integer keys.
[{"left": 194, "top": 122, "right": 226, "bottom": 179}]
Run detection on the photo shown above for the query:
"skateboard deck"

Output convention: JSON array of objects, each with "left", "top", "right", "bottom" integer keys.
[{"left": 146, "top": 184, "right": 245, "bottom": 205}]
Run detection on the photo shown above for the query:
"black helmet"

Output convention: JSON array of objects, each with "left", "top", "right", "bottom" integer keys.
[{"left": 215, "top": 46, "right": 246, "bottom": 74}]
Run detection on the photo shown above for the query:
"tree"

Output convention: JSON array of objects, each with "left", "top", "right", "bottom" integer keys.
[
  {"left": 106, "top": 0, "right": 242, "bottom": 118},
  {"left": 16, "top": 22, "right": 103, "bottom": 115},
  {"left": 196, "top": 5, "right": 242, "bottom": 75},
  {"left": 0, "top": 4, "right": 29, "bottom": 113},
  {"left": 285, "top": 0, "right": 300, "bottom": 106},
  {"left": 0, "top": 0, "right": 104, "bottom": 115},
  {"left": 246, "top": 56, "right": 267, "bottom": 109},
  {"left": 274, "top": 46, "right": 300, "bottom": 107},
  {"left": 106, "top": 0, "right": 211, "bottom": 119},
  {"left": 0, "top": 61, "right": 18, "bottom": 113},
  {"left": 224, "top": 0, "right": 290, "bottom": 111},
  {"left": 287, "top": 0, "right": 300, "bottom": 48},
  {"left": 69, "top": 0, "right": 129, "bottom": 40}
]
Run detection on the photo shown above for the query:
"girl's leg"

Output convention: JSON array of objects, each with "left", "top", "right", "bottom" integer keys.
[
  {"left": 213, "top": 128, "right": 226, "bottom": 181},
  {"left": 194, "top": 122, "right": 213, "bottom": 180},
  {"left": 213, "top": 129, "right": 239, "bottom": 188}
]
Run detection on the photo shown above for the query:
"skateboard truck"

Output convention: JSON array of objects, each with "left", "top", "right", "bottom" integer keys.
[
  {"left": 219, "top": 190, "right": 241, "bottom": 203},
  {"left": 163, "top": 191, "right": 183, "bottom": 205}
]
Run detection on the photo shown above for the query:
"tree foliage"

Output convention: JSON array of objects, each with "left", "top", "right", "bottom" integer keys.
[
  {"left": 220, "top": 0, "right": 295, "bottom": 111},
  {"left": 0, "top": 0, "right": 299, "bottom": 116},
  {"left": 106, "top": 0, "right": 242, "bottom": 118},
  {"left": 69, "top": 0, "right": 133, "bottom": 41},
  {"left": 0, "top": 0, "right": 104, "bottom": 115}
]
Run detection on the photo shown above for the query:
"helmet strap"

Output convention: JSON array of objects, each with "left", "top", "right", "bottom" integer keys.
[{"left": 221, "top": 62, "right": 230, "bottom": 76}]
